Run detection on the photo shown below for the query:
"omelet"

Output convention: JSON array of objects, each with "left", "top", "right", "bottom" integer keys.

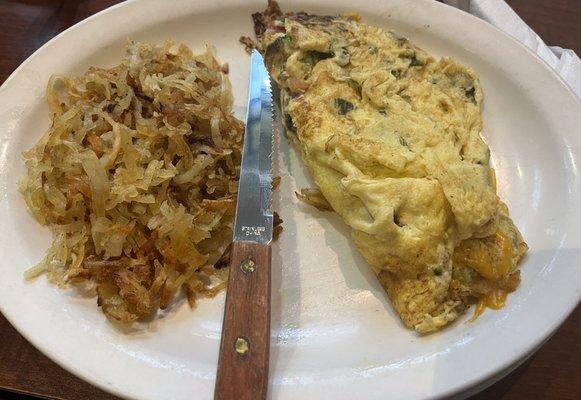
[{"left": 252, "top": 1, "right": 527, "bottom": 333}]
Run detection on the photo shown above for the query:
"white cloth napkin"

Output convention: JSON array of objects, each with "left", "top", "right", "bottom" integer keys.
[{"left": 443, "top": 0, "right": 581, "bottom": 98}]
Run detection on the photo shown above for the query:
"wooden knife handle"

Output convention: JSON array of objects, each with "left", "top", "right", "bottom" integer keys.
[{"left": 214, "top": 241, "right": 271, "bottom": 400}]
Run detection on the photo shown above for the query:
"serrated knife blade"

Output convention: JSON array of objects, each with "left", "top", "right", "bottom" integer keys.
[
  {"left": 232, "top": 49, "right": 273, "bottom": 244},
  {"left": 214, "top": 50, "right": 274, "bottom": 400}
]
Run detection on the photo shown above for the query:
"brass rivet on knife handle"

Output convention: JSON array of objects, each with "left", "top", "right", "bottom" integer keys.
[
  {"left": 234, "top": 336, "right": 250, "bottom": 356},
  {"left": 240, "top": 258, "right": 256, "bottom": 274}
]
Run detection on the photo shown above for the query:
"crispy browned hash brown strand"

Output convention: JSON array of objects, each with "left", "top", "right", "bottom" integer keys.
[
  {"left": 20, "top": 41, "right": 245, "bottom": 323},
  {"left": 252, "top": 1, "right": 527, "bottom": 332}
]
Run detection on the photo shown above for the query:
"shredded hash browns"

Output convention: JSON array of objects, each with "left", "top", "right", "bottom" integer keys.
[{"left": 20, "top": 41, "right": 244, "bottom": 323}]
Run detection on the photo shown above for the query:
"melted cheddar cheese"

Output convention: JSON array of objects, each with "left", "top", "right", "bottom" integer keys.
[
  {"left": 453, "top": 232, "right": 512, "bottom": 280},
  {"left": 454, "top": 232, "right": 514, "bottom": 320}
]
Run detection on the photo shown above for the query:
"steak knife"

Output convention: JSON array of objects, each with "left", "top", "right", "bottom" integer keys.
[{"left": 214, "top": 50, "right": 274, "bottom": 400}]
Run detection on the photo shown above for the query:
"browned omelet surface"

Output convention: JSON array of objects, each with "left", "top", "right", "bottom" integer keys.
[{"left": 252, "top": 1, "right": 527, "bottom": 332}]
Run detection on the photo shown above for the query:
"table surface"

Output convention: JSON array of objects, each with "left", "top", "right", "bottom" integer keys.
[{"left": 0, "top": 0, "right": 579, "bottom": 399}]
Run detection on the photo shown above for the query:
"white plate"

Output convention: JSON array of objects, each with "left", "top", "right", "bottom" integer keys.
[{"left": 0, "top": 1, "right": 580, "bottom": 399}]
